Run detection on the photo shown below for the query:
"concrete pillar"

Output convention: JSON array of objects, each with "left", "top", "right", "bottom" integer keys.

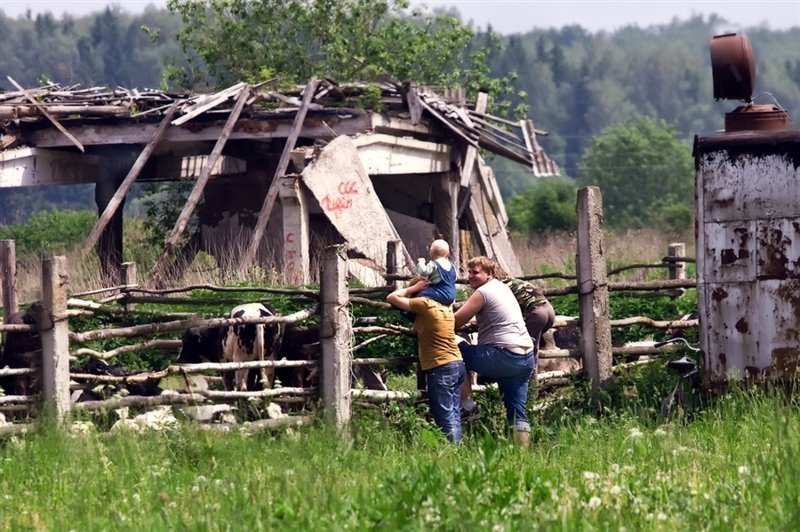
[
  {"left": 279, "top": 175, "right": 310, "bottom": 285},
  {"left": 39, "top": 256, "right": 71, "bottom": 422},
  {"left": 576, "top": 187, "right": 612, "bottom": 397},
  {"left": 668, "top": 242, "right": 687, "bottom": 280},
  {"left": 433, "top": 172, "right": 460, "bottom": 270},
  {"left": 320, "top": 245, "right": 352, "bottom": 433}
]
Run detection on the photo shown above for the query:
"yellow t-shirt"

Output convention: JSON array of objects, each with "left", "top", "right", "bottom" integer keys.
[{"left": 408, "top": 297, "right": 462, "bottom": 371}]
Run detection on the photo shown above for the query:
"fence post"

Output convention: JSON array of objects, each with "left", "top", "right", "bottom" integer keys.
[
  {"left": 667, "top": 242, "right": 686, "bottom": 280},
  {"left": 386, "top": 240, "right": 404, "bottom": 290},
  {"left": 576, "top": 187, "right": 612, "bottom": 397},
  {"left": 121, "top": 261, "right": 137, "bottom": 313},
  {"left": 320, "top": 245, "right": 352, "bottom": 432},
  {"left": 1, "top": 239, "right": 18, "bottom": 322},
  {"left": 39, "top": 256, "right": 72, "bottom": 422}
]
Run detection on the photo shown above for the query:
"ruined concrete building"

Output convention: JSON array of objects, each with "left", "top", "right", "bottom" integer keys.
[{"left": 0, "top": 79, "right": 559, "bottom": 285}]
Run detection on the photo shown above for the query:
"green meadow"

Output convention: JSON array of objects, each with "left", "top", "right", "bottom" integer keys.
[{"left": 2, "top": 384, "right": 798, "bottom": 531}]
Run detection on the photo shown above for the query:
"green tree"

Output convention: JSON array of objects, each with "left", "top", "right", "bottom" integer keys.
[
  {"left": 578, "top": 116, "right": 694, "bottom": 231},
  {"left": 506, "top": 177, "right": 578, "bottom": 234},
  {"left": 166, "top": 0, "right": 504, "bottom": 93}
]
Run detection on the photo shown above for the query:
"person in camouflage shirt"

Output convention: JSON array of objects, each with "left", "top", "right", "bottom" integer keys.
[{"left": 498, "top": 274, "right": 556, "bottom": 361}]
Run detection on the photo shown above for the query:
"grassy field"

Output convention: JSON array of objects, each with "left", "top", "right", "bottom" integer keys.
[{"left": 2, "top": 384, "right": 799, "bottom": 530}]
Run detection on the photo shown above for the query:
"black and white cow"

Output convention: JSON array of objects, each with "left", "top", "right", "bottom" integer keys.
[{"left": 178, "top": 303, "right": 281, "bottom": 391}]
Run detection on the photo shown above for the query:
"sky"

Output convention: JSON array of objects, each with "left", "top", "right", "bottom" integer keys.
[{"left": 0, "top": 0, "right": 798, "bottom": 33}]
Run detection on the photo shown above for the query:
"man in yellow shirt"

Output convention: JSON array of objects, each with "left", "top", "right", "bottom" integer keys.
[{"left": 387, "top": 279, "right": 466, "bottom": 442}]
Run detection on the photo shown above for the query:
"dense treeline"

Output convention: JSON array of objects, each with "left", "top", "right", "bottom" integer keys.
[{"left": 0, "top": 5, "right": 797, "bottom": 228}]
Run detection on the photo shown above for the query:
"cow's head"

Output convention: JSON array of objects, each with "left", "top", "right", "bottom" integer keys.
[{"left": 178, "top": 326, "right": 223, "bottom": 364}]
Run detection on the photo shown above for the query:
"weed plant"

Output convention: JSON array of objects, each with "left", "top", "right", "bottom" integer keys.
[{"left": 2, "top": 385, "right": 799, "bottom": 529}]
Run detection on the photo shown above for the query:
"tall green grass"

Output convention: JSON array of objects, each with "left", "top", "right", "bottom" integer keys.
[{"left": 2, "top": 387, "right": 799, "bottom": 530}]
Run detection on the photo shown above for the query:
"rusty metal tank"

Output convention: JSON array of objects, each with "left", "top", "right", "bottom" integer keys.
[
  {"left": 710, "top": 33, "right": 756, "bottom": 102},
  {"left": 725, "top": 104, "right": 791, "bottom": 132}
]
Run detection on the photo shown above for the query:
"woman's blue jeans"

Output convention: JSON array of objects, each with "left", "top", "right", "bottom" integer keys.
[
  {"left": 425, "top": 360, "right": 466, "bottom": 442},
  {"left": 458, "top": 343, "right": 535, "bottom": 433}
]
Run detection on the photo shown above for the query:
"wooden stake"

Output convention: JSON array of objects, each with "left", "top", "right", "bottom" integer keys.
[
  {"left": 151, "top": 86, "right": 251, "bottom": 284},
  {"left": 83, "top": 102, "right": 178, "bottom": 252},
  {"left": 84, "top": 102, "right": 179, "bottom": 251},
  {"left": 6, "top": 76, "right": 85, "bottom": 152},
  {"left": 241, "top": 77, "right": 319, "bottom": 270},
  {"left": 1, "top": 240, "right": 18, "bottom": 321}
]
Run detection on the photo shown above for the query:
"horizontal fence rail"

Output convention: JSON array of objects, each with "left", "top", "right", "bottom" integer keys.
[{"left": 1, "top": 226, "right": 698, "bottom": 435}]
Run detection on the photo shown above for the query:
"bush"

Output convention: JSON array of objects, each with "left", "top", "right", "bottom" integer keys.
[
  {"left": 0, "top": 209, "right": 95, "bottom": 257},
  {"left": 507, "top": 177, "right": 578, "bottom": 233}
]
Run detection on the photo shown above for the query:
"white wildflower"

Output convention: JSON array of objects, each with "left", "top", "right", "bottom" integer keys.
[
  {"left": 629, "top": 427, "right": 643, "bottom": 438},
  {"left": 610, "top": 485, "right": 622, "bottom": 495},
  {"left": 657, "top": 512, "right": 667, "bottom": 521},
  {"left": 583, "top": 471, "right": 599, "bottom": 480},
  {"left": 588, "top": 496, "right": 602, "bottom": 509},
  {"left": 737, "top": 465, "right": 750, "bottom": 475}
]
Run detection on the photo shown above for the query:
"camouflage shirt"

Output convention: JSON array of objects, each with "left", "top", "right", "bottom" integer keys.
[{"left": 500, "top": 277, "right": 548, "bottom": 311}]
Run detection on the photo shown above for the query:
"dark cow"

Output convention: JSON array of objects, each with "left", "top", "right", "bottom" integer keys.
[
  {"left": 0, "top": 310, "right": 41, "bottom": 396},
  {"left": 178, "top": 303, "right": 281, "bottom": 391},
  {"left": 274, "top": 324, "right": 320, "bottom": 388},
  {"left": 71, "top": 358, "right": 163, "bottom": 402}
]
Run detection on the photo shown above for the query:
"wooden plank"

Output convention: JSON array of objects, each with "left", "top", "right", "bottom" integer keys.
[
  {"left": 465, "top": 178, "right": 522, "bottom": 275},
  {"left": 84, "top": 101, "right": 179, "bottom": 250},
  {"left": 241, "top": 77, "right": 319, "bottom": 270},
  {"left": 1, "top": 240, "right": 18, "bottom": 321},
  {"left": 151, "top": 86, "right": 251, "bottom": 283},
  {"left": 418, "top": 97, "right": 479, "bottom": 148},
  {"left": 477, "top": 134, "right": 532, "bottom": 167},
  {"left": 459, "top": 92, "right": 487, "bottom": 188},
  {"left": 0, "top": 105, "right": 130, "bottom": 119},
  {"left": 469, "top": 113, "right": 524, "bottom": 142},
  {"left": 469, "top": 109, "right": 548, "bottom": 135},
  {"left": 170, "top": 82, "right": 246, "bottom": 126},
  {"left": 521, "top": 119, "right": 560, "bottom": 176},
  {"left": 477, "top": 158, "right": 508, "bottom": 227},
  {"left": 6, "top": 76, "right": 85, "bottom": 153},
  {"left": 24, "top": 111, "right": 373, "bottom": 148}
]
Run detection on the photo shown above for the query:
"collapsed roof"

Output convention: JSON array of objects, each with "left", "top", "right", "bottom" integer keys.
[{"left": 0, "top": 78, "right": 561, "bottom": 284}]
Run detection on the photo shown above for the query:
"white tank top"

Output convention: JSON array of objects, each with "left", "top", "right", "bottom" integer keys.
[{"left": 476, "top": 279, "right": 534, "bottom": 351}]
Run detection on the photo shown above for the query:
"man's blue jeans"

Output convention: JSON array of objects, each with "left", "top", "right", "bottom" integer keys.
[
  {"left": 425, "top": 360, "right": 466, "bottom": 442},
  {"left": 458, "top": 343, "right": 535, "bottom": 433}
]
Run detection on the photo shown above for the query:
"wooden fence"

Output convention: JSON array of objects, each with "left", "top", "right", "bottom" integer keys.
[{"left": 0, "top": 188, "right": 699, "bottom": 435}]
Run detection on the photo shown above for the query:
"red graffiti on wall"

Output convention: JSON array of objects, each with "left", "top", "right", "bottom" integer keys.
[{"left": 321, "top": 179, "right": 360, "bottom": 212}]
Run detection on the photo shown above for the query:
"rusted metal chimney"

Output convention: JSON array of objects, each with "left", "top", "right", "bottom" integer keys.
[
  {"left": 696, "top": 34, "right": 799, "bottom": 386},
  {"left": 709, "top": 33, "right": 790, "bottom": 133}
]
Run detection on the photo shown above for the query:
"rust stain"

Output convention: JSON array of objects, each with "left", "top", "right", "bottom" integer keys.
[
  {"left": 721, "top": 249, "right": 738, "bottom": 265},
  {"left": 735, "top": 318, "right": 750, "bottom": 334},
  {"left": 744, "top": 366, "right": 761, "bottom": 379},
  {"left": 773, "top": 347, "right": 800, "bottom": 377},
  {"left": 237, "top": 119, "right": 278, "bottom": 134},
  {"left": 759, "top": 228, "right": 791, "bottom": 279},
  {"left": 712, "top": 287, "right": 729, "bottom": 301}
]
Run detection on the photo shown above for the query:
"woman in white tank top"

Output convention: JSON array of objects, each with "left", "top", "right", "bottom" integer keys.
[{"left": 454, "top": 256, "right": 535, "bottom": 447}]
